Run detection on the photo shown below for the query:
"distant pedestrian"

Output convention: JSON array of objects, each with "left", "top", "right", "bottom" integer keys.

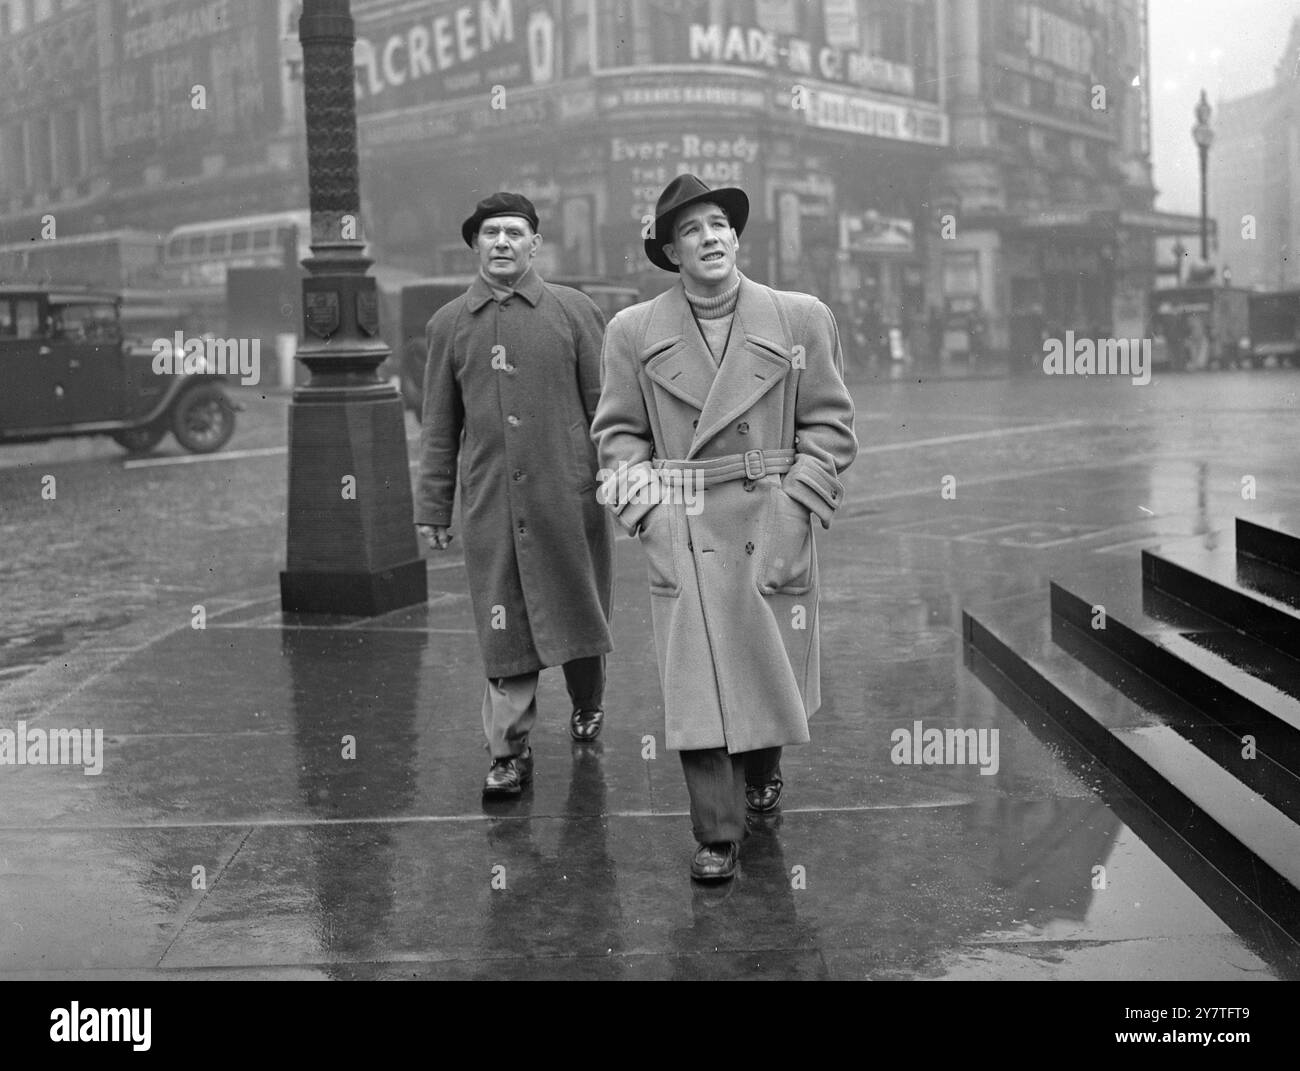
[
  {"left": 592, "top": 175, "right": 858, "bottom": 882},
  {"left": 415, "top": 192, "right": 614, "bottom": 797}
]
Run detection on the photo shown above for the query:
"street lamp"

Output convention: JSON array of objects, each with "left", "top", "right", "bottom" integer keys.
[
  {"left": 1192, "top": 89, "right": 1214, "bottom": 263},
  {"left": 279, "top": 0, "right": 427, "bottom": 615}
]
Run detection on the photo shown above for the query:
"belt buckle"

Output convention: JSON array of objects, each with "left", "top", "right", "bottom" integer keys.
[{"left": 743, "top": 449, "right": 766, "bottom": 481}]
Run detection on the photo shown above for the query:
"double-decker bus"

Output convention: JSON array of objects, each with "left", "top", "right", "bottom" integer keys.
[
  {"left": 162, "top": 210, "right": 311, "bottom": 297},
  {"left": 0, "top": 229, "right": 166, "bottom": 291}
]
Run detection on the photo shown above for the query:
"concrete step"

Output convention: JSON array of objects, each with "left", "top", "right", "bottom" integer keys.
[
  {"left": 1237, "top": 517, "right": 1300, "bottom": 575},
  {"left": 1050, "top": 577, "right": 1300, "bottom": 789},
  {"left": 964, "top": 600, "right": 1300, "bottom": 944},
  {"left": 1143, "top": 532, "right": 1300, "bottom": 658}
]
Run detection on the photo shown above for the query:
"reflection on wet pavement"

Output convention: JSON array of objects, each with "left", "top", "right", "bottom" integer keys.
[{"left": 2, "top": 375, "right": 1298, "bottom": 978}]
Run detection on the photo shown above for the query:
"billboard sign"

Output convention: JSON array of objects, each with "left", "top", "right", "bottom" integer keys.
[
  {"left": 597, "top": 2, "right": 921, "bottom": 98},
  {"left": 101, "top": 0, "right": 282, "bottom": 159},
  {"left": 353, "top": 0, "right": 559, "bottom": 115}
]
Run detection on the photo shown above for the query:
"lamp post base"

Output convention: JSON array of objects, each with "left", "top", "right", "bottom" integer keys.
[
  {"left": 280, "top": 389, "right": 428, "bottom": 617},
  {"left": 280, "top": 558, "right": 428, "bottom": 616}
]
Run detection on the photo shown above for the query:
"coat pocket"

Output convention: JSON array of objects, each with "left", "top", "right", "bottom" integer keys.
[
  {"left": 758, "top": 487, "right": 813, "bottom": 595},
  {"left": 637, "top": 502, "right": 681, "bottom": 597},
  {"left": 568, "top": 420, "right": 597, "bottom": 493}
]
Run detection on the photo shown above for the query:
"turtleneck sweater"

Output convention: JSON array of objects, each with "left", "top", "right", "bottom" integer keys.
[{"left": 685, "top": 277, "right": 740, "bottom": 361}]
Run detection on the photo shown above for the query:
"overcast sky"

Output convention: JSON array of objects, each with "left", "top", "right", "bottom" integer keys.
[{"left": 1149, "top": 0, "right": 1298, "bottom": 214}]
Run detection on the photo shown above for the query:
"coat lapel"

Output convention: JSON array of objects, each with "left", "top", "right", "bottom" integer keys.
[
  {"left": 688, "top": 277, "right": 791, "bottom": 457},
  {"left": 643, "top": 286, "right": 715, "bottom": 412}
]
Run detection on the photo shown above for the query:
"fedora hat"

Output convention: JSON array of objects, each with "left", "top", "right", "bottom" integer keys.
[
  {"left": 462, "top": 191, "right": 539, "bottom": 247},
  {"left": 644, "top": 174, "right": 748, "bottom": 273}
]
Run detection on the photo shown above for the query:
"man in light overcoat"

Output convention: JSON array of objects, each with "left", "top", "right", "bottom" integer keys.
[
  {"left": 416, "top": 192, "right": 615, "bottom": 797},
  {"left": 592, "top": 175, "right": 858, "bottom": 881}
]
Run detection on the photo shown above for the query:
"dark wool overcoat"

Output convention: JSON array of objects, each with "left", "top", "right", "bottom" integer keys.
[
  {"left": 591, "top": 275, "right": 858, "bottom": 752},
  {"left": 415, "top": 269, "right": 614, "bottom": 678}
]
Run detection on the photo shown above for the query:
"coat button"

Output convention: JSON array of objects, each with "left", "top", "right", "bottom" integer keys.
[
  {"left": 691, "top": 419, "right": 698, "bottom": 428},
  {"left": 742, "top": 479, "right": 755, "bottom": 492},
  {"left": 517, "top": 523, "right": 527, "bottom": 534},
  {"left": 513, "top": 470, "right": 524, "bottom": 481},
  {"left": 507, "top": 415, "right": 520, "bottom": 426},
  {"left": 737, "top": 421, "right": 749, "bottom": 434},
  {"left": 745, "top": 542, "right": 755, "bottom": 554}
]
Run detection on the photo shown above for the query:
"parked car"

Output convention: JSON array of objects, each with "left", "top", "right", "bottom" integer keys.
[
  {"left": 0, "top": 285, "right": 237, "bottom": 456},
  {"left": 380, "top": 275, "right": 641, "bottom": 419},
  {"left": 1148, "top": 285, "right": 1252, "bottom": 370}
]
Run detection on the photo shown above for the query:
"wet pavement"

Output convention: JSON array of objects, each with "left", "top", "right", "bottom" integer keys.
[{"left": 1, "top": 370, "right": 1298, "bottom": 979}]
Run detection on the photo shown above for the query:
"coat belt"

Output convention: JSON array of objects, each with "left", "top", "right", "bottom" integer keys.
[{"left": 651, "top": 448, "right": 796, "bottom": 487}]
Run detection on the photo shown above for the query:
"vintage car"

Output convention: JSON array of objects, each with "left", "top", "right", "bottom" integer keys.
[
  {"left": 379, "top": 275, "right": 642, "bottom": 419},
  {"left": 1148, "top": 285, "right": 1252, "bottom": 370},
  {"left": 0, "top": 285, "right": 237, "bottom": 455}
]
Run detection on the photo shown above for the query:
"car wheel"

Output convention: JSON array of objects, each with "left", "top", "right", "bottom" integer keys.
[
  {"left": 172, "top": 384, "right": 236, "bottom": 454},
  {"left": 112, "top": 424, "right": 167, "bottom": 456}
]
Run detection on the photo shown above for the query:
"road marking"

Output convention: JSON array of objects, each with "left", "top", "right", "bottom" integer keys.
[
  {"left": 0, "top": 798, "right": 982, "bottom": 833},
  {"left": 855, "top": 418, "right": 1090, "bottom": 455},
  {"left": 124, "top": 446, "right": 287, "bottom": 469}
]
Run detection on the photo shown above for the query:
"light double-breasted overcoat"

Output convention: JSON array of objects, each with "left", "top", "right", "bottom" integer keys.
[
  {"left": 415, "top": 269, "right": 614, "bottom": 678},
  {"left": 591, "top": 275, "right": 857, "bottom": 752}
]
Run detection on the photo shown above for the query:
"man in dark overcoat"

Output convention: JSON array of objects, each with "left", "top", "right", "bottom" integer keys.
[
  {"left": 592, "top": 175, "right": 858, "bottom": 881},
  {"left": 415, "top": 193, "right": 614, "bottom": 797}
]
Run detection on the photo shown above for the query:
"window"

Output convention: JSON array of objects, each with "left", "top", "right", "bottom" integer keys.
[
  {"left": 230, "top": 231, "right": 250, "bottom": 253},
  {"left": 210, "top": 233, "right": 229, "bottom": 254},
  {"left": 13, "top": 298, "right": 39, "bottom": 338},
  {"left": 186, "top": 235, "right": 206, "bottom": 257},
  {"left": 0, "top": 300, "right": 12, "bottom": 335},
  {"left": 167, "top": 238, "right": 185, "bottom": 258},
  {"left": 251, "top": 229, "right": 272, "bottom": 250},
  {"left": 49, "top": 302, "right": 120, "bottom": 343}
]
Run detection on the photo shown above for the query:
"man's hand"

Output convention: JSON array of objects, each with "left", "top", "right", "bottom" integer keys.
[{"left": 417, "top": 524, "right": 453, "bottom": 551}]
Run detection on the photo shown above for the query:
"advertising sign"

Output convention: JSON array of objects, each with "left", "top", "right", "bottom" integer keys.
[
  {"left": 353, "top": 0, "right": 559, "bottom": 115},
  {"left": 802, "top": 88, "right": 947, "bottom": 145},
  {"left": 0, "top": 5, "right": 98, "bottom": 119},
  {"left": 608, "top": 132, "right": 763, "bottom": 226},
  {"left": 101, "top": 0, "right": 282, "bottom": 158},
  {"left": 841, "top": 211, "right": 915, "bottom": 255},
  {"left": 598, "top": 1, "right": 921, "bottom": 99}
]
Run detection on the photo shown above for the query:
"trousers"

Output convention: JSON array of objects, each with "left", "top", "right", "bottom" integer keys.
[
  {"left": 481, "top": 655, "right": 605, "bottom": 759},
  {"left": 679, "top": 746, "right": 782, "bottom": 845}
]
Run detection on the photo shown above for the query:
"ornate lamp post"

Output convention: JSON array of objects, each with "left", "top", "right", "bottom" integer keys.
[
  {"left": 1192, "top": 89, "right": 1214, "bottom": 263},
  {"left": 279, "top": 0, "right": 427, "bottom": 615}
]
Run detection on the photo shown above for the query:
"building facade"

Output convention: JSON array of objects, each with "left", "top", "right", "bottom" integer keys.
[
  {"left": 0, "top": 0, "right": 1196, "bottom": 365},
  {"left": 1211, "top": 18, "right": 1300, "bottom": 291},
  {"left": 938, "top": 0, "right": 1202, "bottom": 357},
  {"left": 0, "top": 0, "right": 304, "bottom": 244}
]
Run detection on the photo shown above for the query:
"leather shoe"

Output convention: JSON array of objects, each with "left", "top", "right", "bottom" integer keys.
[
  {"left": 745, "top": 776, "right": 783, "bottom": 813},
  {"left": 690, "top": 841, "right": 739, "bottom": 882},
  {"left": 483, "top": 748, "right": 533, "bottom": 797},
  {"left": 569, "top": 708, "right": 604, "bottom": 742}
]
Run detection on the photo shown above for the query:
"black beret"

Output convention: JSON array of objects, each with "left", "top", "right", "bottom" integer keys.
[{"left": 462, "top": 192, "right": 539, "bottom": 246}]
